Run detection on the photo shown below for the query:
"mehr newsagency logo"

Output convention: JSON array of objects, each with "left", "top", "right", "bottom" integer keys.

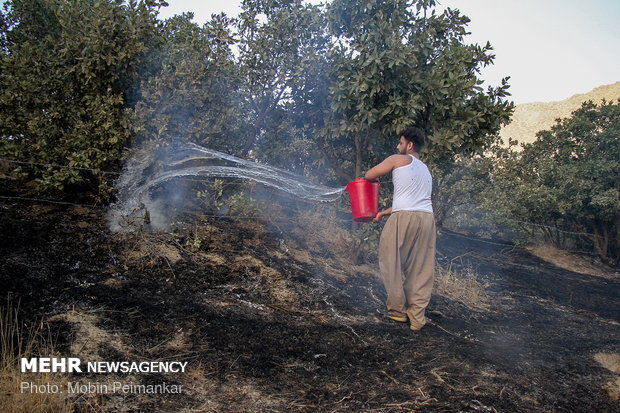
[
  {"left": 21, "top": 357, "right": 188, "bottom": 373},
  {"left": 20, "top": 357, "right": 186, "bottom": 395}
]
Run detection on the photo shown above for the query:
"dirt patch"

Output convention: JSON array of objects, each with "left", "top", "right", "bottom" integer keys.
[
  {"left": 529, "top": 244, "right": 615, "bottom": 278},
  {"left": 1, "top": 301, "right": 78, "bottom": 413},
  {"left": 603, "top": 378, "right": 620, "bottom": 401},
  {"left": 231, "top": 254, "right": 296, "bottom": 303},
  {"left": 197, "top": 252, "right": 228, "bottom": 265}
]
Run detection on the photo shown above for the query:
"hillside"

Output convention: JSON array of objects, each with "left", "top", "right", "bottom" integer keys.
[
  {"left": 2, "top": 180, "right": 619, "bottom": 412},
  {"left": 500, "top": 81, "right": 620, "bottom": 144}
]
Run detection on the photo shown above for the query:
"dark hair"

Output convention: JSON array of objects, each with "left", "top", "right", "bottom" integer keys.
[{"left": 399, "top": 127, "right": 426, "bottom": 153}]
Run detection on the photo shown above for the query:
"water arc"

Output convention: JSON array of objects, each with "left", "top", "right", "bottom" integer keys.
[{"left": 108, "top": 141, "right": 345, "bottom": 231}]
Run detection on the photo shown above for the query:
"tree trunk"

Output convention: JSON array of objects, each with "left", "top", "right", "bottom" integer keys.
[
  {"left": 316, "top": 133, "right": 352, "bottom": 183},
  {"left": 350, "top": 133, "right": 369, "bottom": 265},
  {"left": 614, "top": 214, "right": 620, "bottom": 266},
  {"left": 592, "top": 224, "right": 610, "bottom": 265},
  {"left": 242, "top": 85, "right": 288, "bottom": 156},
  {"left": 354, "top": 134, "right": 363, "bottom": 179},
  {"left": 242, "top": 108, "right": 267, "bottom": 156},
  {"left": 350, "top": 220, "right": 363, "bottom": 264},
  {"left": 542, "top": 226, "right": 553, "bottom": 245}
]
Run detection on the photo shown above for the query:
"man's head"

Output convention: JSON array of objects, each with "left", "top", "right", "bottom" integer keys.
[{"left": 397, "top": 127, "right": 426, "bottom": 155}]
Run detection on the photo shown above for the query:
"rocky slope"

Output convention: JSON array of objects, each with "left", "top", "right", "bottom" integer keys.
[{"left": 500, "top": 81, "right": 620, "bottom": 144}]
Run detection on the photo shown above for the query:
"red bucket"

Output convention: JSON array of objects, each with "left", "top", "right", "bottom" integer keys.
[{"left": 346, "top": 178, "right": 380, "bottom": 222}]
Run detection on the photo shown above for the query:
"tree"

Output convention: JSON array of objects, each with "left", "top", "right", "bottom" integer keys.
[
  {"left": 0, "top": 0, "right": 514, "bottom": 220},
  {"left": 431, "top": 152, "right": 495, "bottom": 229},
  {"left": 0, "top": 0, "right": 164, "bottom": 192},
  {"left": 493, "top": 101, "right": 620, "bottom": 265},
  {"left": 310, "top": 0, "right": 513, "bottom": 184},
  {"left": 235, "top": 0, "right": 328, "bottom": 157},
  {"left": 128, "top": 12, "right": 242, "bottom": 152}
]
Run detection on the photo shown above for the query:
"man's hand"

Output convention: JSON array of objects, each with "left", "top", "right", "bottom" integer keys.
[{"left": 372, "top": 207, "right": 392, "bottom": 223}]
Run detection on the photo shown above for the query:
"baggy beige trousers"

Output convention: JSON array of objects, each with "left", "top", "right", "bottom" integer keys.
[{"left": 379, "top": 211, "right": 436, "bottom": 328}]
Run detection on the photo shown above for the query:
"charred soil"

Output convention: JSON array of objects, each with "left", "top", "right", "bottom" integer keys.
[{"left": 1, "top": 185, "right": 619, "bottom": 412}]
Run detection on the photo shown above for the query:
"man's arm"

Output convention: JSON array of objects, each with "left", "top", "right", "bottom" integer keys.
[
  {"left": 365, "top": 156, "right": 398, "bottom": 222},
  {"left": 364, "top": 155, "right": 397, "bottom": 181}
]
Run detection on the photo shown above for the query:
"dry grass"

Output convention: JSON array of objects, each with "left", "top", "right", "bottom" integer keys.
[
  {"left": 595, "top": 353, "right": 620, "bottom": 374},
  {"left": 529, "top": 244, "right": 614, "bottom": 279},
  {"left": 290, "top": 208, "right": 350, "bottom": 259},
  {"left": 594, "top": 353, "right": 620, "bottom": 400},
  {"left": 602, "top": 378, "right": 620, "bottom": 401},
  {"left": 434, "top": 262, "right": 490, "bottom": 311},
  {"left": 231, "top": 254, "right": 298, "bottom": 304},
  {"left": 0, "top": 302, "right": 75, "bottom": 413},
  {"left": 49, "top": 308, "right": 131, "bottom": 360},
  {"left": 115, "top": 230, "right": 184, "bottom": 271}
]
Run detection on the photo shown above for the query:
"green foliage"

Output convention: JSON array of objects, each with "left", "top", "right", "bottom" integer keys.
[
  {"left": 432, "top": 152, "right": 496, "bottom": 229},
  {"left": 226, "top": 0, "right": 515, "bottom": 187},
  {"left": 490, "top": 101, "right": 620, "bottom": 265},
  {"left": 0, "top": 0, "right": 164, "bottom": 192},
  {"left": 0, "top": 0, "right": 516, "bottom": 257},
  {"left": 128, "top": 12, "right": 242, "bottom": 152},
  {"left": 235, "top": 0, "right": 329, "bottom": 158},
  {"left": 196, "top": 178, "right": 225, "bottom": 210},
  {"left": 349, "top": 222, "right": 381, "bottom": 263},
  {"left": 436, "top": 99, "right": 620, "bottom": 267},
  {"left": 428, "top": 100, "right": 620, "bottom": 269},
  {"left": 310, "top": 0, "right": 514, "bottom": 182},
  {"left": 226, "top": 191, "right": 264, "bottom": 218}
]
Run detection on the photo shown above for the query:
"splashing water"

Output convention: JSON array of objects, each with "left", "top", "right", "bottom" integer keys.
[{"left": 108, "top": 141, "right": 345, "bottom": 231}]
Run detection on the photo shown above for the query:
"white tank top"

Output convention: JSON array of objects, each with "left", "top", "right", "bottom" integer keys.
[{"left": 391, "top": 155, "right": 433, "bottom": 213}]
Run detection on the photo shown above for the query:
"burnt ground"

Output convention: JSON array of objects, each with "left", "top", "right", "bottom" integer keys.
[{"left": 1, "top": 185, "right": 620, "bottom": 412}]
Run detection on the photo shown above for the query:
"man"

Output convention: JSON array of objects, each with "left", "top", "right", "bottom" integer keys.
[{"left": 364, "top": 127, "right": 436, "bottom": 330}]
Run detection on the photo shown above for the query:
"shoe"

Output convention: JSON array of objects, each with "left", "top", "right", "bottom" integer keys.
[
  {"left": 409, "top": 319, "right": 425, "bottom": 330},
  {"left": 406, "top": 307, "right": 427, "bottom": 330},
  {"left": 386, "top": 310, "right": 408, "bottom": 323}
]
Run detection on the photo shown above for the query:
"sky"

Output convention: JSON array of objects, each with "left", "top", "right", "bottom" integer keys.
[{"left": 158, "top": 1, "right": 618, "bottom": 104}]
